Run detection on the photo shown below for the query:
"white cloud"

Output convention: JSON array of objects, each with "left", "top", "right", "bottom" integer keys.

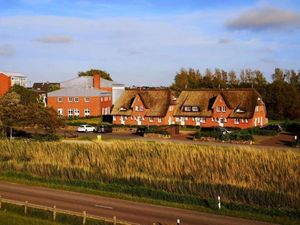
[
  {"left": 218, "top": 38, "right": 233, "bottom": 44},
  {"left": 226, "top": 7, "right": 300, "bottom": 31},
  {"left": 33, "top": 35, "right": 73, "bottom": 44},
  {"left": 0, "top": 44, "right": 15, "bottom": 56}
]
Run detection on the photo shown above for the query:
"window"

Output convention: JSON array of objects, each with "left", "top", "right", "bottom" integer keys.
[
  {"left": 222, "top": 106, "right": 226, "bottom": 112},
  {"left": 192, "top": 106, "right": 199, "bottom": 112},
  {"left": 212, "top": 118, "right": 214, "bottom": 122},
  {"left": 175, "top": 117, "right": 180, "bottom": 122},
  {"left": 57, "top": 97, "right": 62, "bottom": 102},
  {"left": 236, "top": 108, "right": 245, "bottom": 113},
  {"left": 135, "top": 106, "right": 143, "bottom": 111},
  {"left": 255, "top": 106, "right": 259, "bottom": 112},
  {"left": 68, "top": 97, "right": 73, "bottom": 102},
  {"left": 169, "top": 106, "right": 174, "bottom": 111},
  {"left": 68, "top": 109, "right": 73, "bottom": 117},
  {"left": 234, "top": 118, "right": 240, "bottom": 124},
  {"left": 124, "top": 116, "right": 128, "bottom": 120},
  {"left": 149, "top": 117, "right": 154, "bottom": 122},
  {"left": 57, "top": 108, "right": 63, "bottom": 116},
  {"left": 74, "top": 109, "right": 80, "bottom": 117},
  {"left": 120, "top": 107, "right": 127, "bottom": 111},
  {"left": 245, "top": 119, "right": 249, "bottom": 123},
  {"left": 74, "top": 97, "right": 79, "bottom": 103},
  {"left": 113, "top": 116, "right": 116, "bottom": 121},
  {"left": 224, "top": 118, "right": 228, "bottom": 123},
  {"left": 200, "top": 117, "right": 206, "bottom": 123},
  {"left": 84, "top": 108, "right": 90, "bottom": 117},
  {"left": 85, "top": 97, "right": 90, "bottom": 102},
  {"left": 101, "top": 97, "right": 103, "bottom": 102},
  {"left": 216, "top": 106, "right": 221, "bottom": 112},
  {"left": 158, "top": 117, "right": 162, "bottom": 123},
  {"left": 184, "top": 106, "right": 191, "bottom": 112}
]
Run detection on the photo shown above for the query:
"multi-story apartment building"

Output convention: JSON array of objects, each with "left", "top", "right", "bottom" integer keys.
[
  {"left": 0, "top": 72, "right": 27, "bottom": 96},
  {"left": 47, "top": 74, "right": 124, "bottom": 117}
]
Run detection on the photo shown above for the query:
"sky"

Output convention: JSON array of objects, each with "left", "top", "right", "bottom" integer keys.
[{"left": 0, "top": 0, "right": 300, "bottom": 86}]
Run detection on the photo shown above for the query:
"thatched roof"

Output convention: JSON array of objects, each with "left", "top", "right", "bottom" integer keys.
[
  {"left": 111, "top": 89, "right": 173, "bottom": 116},
  {"left": 174, "top": 89, "right": 264, "bottom": 118}
]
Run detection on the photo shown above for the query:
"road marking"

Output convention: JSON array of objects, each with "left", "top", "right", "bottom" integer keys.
[{"left": 94, "top": 204, "right": 113, "bottom": 210}]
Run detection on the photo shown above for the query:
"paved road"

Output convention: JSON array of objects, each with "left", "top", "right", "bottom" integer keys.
[{"left": 0, "top": 181, "right": 275, "bottom": 225}]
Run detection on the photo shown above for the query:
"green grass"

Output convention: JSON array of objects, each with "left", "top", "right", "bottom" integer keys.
[
  {"left": 65, "top": 117, "right": 102, "bottom": 126},
  {"left": 0, "top": 210, "right": 65, "bottom": 225},
  {"left": 0, "top": 202, "right": 114, "bottom": 225}
]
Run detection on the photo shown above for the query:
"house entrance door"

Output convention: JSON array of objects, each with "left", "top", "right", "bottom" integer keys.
[
  {"left": 218, "top": 118, "right": 224, "bottom": 127},
  {"left": 137, "top": 116, "right": 142, "bottom": 126}
]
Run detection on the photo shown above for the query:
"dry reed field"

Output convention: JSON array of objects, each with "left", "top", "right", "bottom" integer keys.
[{"left": 0, "top": 140, "right": 299, "bottom": 212}]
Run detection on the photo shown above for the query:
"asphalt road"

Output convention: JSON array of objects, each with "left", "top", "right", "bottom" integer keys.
[{"left": 0, "top": 181, "right": 276, "bottom": 225}]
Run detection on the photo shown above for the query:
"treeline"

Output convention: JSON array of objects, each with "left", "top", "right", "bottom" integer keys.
[{"left": 170, "top": 68, "right": 300, "bottom": 120}]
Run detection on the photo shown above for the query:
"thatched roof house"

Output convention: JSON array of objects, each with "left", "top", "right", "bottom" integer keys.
[
  {"left": 111, "top": 88, "right": 176, "bottom": 117},
  {"left": 174, "top": 89, "right": 264, "bottom": 119}
]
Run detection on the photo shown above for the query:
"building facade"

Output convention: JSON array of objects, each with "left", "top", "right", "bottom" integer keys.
[
  {"left": 173, "top": 89, "right": 267, "bottom": 128},
  {"left": 112, "top": 88, "right": 268, "bottom": 129},
  {"left": 0, "top": 72, "right": 27, "bottom": 97},
  {"left": 111, "top": 88, "right": 176, "bottom": 126},
  {"left": 47, "top": 74, "right": 123, "bottom": 117}
]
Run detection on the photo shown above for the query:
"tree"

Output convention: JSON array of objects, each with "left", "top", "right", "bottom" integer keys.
[
  {"left": 11, "top": 85, "right": 38, "bottom": 105},
  {"left": 264, "top": 80, "right": 300, "bottom": 119},
  {"left": 78, "top": 69, "right": 112, "bottom": 81},
  {"left": 228, "top": 70, "right": 239, "bottom": 87},
  {"left": 272, "top": 68, "right": 285, "bottom": 82},
  {"left": 0, "top": 92, "right": 25, "bottom": 140},
  {"left": 170, "top": 68, "right": 202, "bottom": 92}
]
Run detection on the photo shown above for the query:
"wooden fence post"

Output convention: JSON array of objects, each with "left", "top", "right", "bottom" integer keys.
[
  {"left": 82, "top": 211, "right": 86, "bottom": 225},
  {"left": 24, "top": 201, "right": 28, "bottom": 215},
  {"left": 53, "top": 205, "right": 56, "bottom": 221},
  {"left": 113, "top": 215, "right": 117, "bottom": 225}
]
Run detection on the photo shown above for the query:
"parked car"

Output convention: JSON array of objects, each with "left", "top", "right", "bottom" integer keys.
[
  {"left": 77, "top": 124, "right": 96, "bottom": 132},
  {"left": 136, "top": 127, "right": 146, "bottom": 136},
  {"left": 94, "top": 125, "right": 113, "bottom": 133},
  {"left": 261, "top": 124, "right": 283, "bottom": 132}
]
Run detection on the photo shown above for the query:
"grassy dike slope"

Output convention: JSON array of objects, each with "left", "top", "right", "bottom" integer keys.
[{"left": 0, "top": 140, "right": 299, "bottom": 223}]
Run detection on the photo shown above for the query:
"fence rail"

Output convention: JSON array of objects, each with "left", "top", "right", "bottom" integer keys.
[{"left": 0, "top": 196, "right": 139, "bottom": 225}]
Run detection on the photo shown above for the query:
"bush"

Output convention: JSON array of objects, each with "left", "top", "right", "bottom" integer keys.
[
  {"left": 144, "top": 126, "right": 170, "bottom": 135},
  {"left": 31, "top": 133, "right": 61, "bottom": 141},
  {"left": 244, "top": 128, "right": 278, "bottom": 136}
]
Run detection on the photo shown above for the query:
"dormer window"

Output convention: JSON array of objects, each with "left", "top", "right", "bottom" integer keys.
[
  {"left": 120, "top": 107, "right": 127, "bottom": 111},
  {"left": 236, "top": 108, "right": 245, "bottom": 113},
  {"left": 192, "top": 106, "right": 199, "bottom": 112},
  {"left": 184, "top": 106, "right": 191, "bottom": 112},
  {"left": 222, "top": 106, "right": 226, "bottom": 112}
]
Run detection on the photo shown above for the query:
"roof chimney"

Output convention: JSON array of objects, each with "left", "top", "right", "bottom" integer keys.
[{"left": 93, "top": 73, "right": 101, "bottom": 89}]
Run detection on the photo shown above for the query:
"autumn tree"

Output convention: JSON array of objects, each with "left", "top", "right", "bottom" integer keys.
[
  {"left": 78, "top": 69, "right": 112, "bottom": 81},
  {"left": 170, "top": 68, "right": 202, "bottom": 92}
]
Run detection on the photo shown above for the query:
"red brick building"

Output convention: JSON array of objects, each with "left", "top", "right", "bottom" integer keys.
[
  {"left": 0, "top": 72, "right": 27, "bottom": 97},
  {"left": 112, "top": 88, "right": 268, "bottom": 128},
  {"left": 111, "top": 88, "right": 176, "bottom": 126},
  {"left": 173, "top": 89, "right": 267, "bottom": 128},
  {"left": 47, "top": 74, "right": 124, "bottom": 117},
  {"left": 0, "top": 73, "right": 11, "bottom": 97}
]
